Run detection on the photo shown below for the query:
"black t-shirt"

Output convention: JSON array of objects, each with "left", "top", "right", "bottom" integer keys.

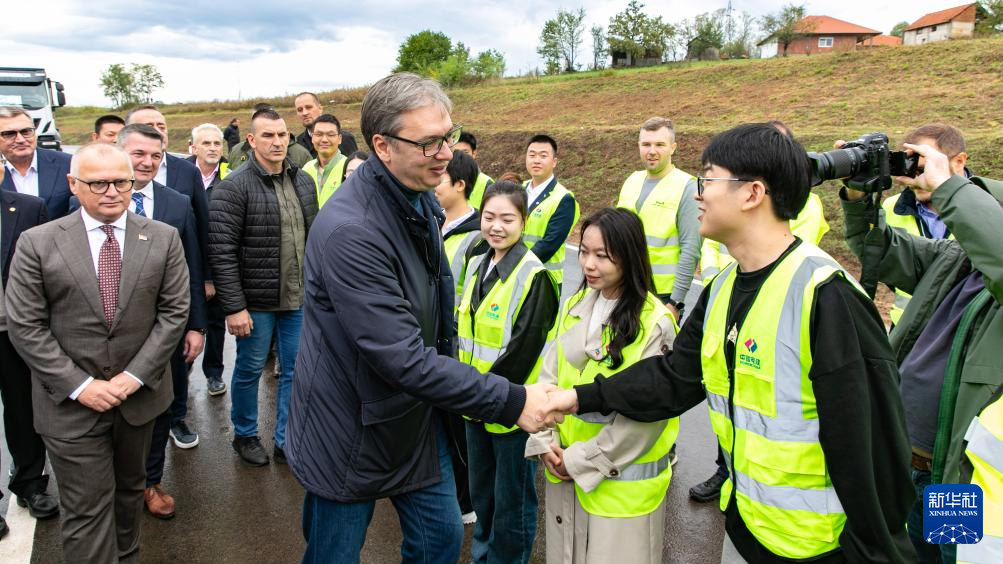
[{"left": 576, "top": 239, "right": 916, "bottom": 563}]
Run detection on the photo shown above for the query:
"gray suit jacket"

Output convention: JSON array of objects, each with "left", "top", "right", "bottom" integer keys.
[{"left": 5, "top": 210, "right": 190, "bottom": 438}]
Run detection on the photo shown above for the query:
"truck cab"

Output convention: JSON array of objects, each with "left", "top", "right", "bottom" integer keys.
[{"left": 0, "top": 67, "right": 66, "bottom": 151}]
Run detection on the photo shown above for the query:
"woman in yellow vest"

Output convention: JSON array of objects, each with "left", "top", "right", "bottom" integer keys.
[
  {"left": 457, "top": 181, "right": 559, "bottom": 564},
  {"left": 525, "top": 207, "right": 678, "bottom": 564}
]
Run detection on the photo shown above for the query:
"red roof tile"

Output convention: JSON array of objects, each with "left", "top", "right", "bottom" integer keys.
[
  {"left": 858, "top": 34, "right": 904, "bottom": 46},
  {"left": 794, "top": 15, "right": 881, "bottom": 35},
  {"left": 906, "top": 3, "right": 977, "bottom": 31}
]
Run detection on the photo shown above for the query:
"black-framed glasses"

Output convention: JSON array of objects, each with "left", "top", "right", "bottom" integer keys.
[
  {"left": 73, "top": 177, "right": 135, "bottom": 194},
  {"left": 696, "top": 176, "right": 757, "bottom": 197},
  {"left": 383, "top": 125, "right": 462, "bottom": 157},
  {"left": 0, "top": 127, "right": 36, "bottom": 141}
]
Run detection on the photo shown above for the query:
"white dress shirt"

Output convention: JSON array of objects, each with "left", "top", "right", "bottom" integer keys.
[
  {"left": 128, "top": 183, "right": 155, "bottom": 219},
  {"left": 441, "top": 206, "right": 476, "bottom": 237},
  {"left": 526, "top": 174, "right": 554, "bottom": 208},
  {"left": 200, "top": 164, "right": 219, "bottom": 190},
  {"left": 70, "top": 208, "right": 143, "bottom": 400},
  {"left": 5, "top": 151, "right": 40, "bottom": 197},
  {"left": 154, "top": 155, "right": 167, "bottom": 186}
]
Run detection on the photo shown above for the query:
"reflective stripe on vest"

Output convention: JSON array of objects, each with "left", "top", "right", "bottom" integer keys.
[
  {"left": 523, "top": 180, "right": 579, "bottom": 284},
  {"left": 444, "top": 231, "right": 480, "bottom": 313},
  {"left": 701, "top": 242, "right": 865, "bottom": 559},
  {"left": 468, "top": 172, "right": 493, "bottom": 210},
  {"left": 553, "top": 289, "right": 679, "bottom": 517},
  {"left": 457, "top": 250, "right": 557, "bottom": 433},
  {"left": 958, "top": 396, "right": 1003, "bottom": 564},
  {"left": 304, "top": 154, "right": 347, "bottom": 209},
  {"left": 617, "top": 169, "right": 692, "bottom": 295}
]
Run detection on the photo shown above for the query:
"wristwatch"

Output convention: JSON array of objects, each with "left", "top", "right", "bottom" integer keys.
[{"left": 667, "top": 298, "right": 685, "bottom": 314}]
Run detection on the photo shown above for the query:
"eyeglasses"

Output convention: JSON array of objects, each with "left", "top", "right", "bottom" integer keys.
[
  {"left": 313, "top": 131, "right": 341, "bottom": 139},
  {"left": 696, "top": 176, "right": 757, "bottom": 197},
  {"left": 384, "top": 125, "right": 462, "bottom": 157},
  {"left": 73, "top": 177, "right": 135, "bottom": 194},
  {"left": 0, "top": 127, "right": 36, "bottom": 141}
]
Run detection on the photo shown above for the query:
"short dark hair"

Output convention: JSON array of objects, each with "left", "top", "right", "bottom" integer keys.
[
  {"left": 701, "top": 123, "right": 811, "bottom": 221},
  {"left": 527, "top": 134, "right": 557, "bottom": 154},
  {"left": 252, "top": 102, "right": 274, "bottom": 113},
  {"left": 481, "top": 180, "right": 528, "bottom": 220},
  {"left": 295, "top": 92, "right": 321, "bottom": 105},
  {"left": 903, "top": 123, "right": 966, "bottom": 157},
  {"left": 94, "top": 114, "right": 125, "bottom": 134},
  {"left": 124, "top": 105, "right": 159, "bottom": 123},
  {"left": 312, "top": 114, "right": 341, "bottom": 133},
  {"left": 458, "top": 131, "right": 477, "bottom": 151},
  {"left": 446, "top": 151, "right": 479, "bottom": 200},
  {"left": 250, "top": 109, "right": 283, "bottom": 134},
  {"left": 117, "top": 123, "right": 165, "bottom": 147},
  {"left": 347, "top": 150, "right": 369, "bottom": 162}
]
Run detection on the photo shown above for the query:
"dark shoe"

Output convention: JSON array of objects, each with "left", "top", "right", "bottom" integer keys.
[
  {"left": 232, "top": 436, "right": 269, "bottom": 466},
  {"left": 170, "top": 421, "right": 199, "bottom": 449},
  {"left": 689, "top": 467, "right": 728, "bottom": 503},
  {"left": 17, "top": 491, "right": 59, "bottom": 519},
  {"left": 273, "top": 445, "right": 287, "bottom": 465},
  {"left": 0, "top": 515, "right": 8, "bottom": 539},
  {"left": 207, "top": 376, "right": 227, "bottom": 396},
  {"left": 144, "top": 484, "right": 176, "bottom": 519}
]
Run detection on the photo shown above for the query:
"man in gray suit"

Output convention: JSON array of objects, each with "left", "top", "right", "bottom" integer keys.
[{"left": 5, "top": 143, "right": 189, "bottom": 563}]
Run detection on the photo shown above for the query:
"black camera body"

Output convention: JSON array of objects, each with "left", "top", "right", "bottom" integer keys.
[{"left": 808, "top": 132, "right": 919, "bottom": 193}]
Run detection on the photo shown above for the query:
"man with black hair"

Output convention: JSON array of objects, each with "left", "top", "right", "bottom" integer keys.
[
  {"left": 91, "top": 115, "right": 125, "bottom": 144},
  {"left": 542, "top": 123, "right": 916, "bottom": 563},
  {"left": 302, "top": 114, "right": 347, "bottom": 209},
  {"left": 453, "top": 131, "right": 493, "bottom": 209},
  {"left": 293, "top": 92, "right": 358, "bottom": 158},
  {"left": 523, "top": 134, "right": 579, "bottom": 286},
  {"left": 223, "top": 118, "right": 241, "bottom": 151}
]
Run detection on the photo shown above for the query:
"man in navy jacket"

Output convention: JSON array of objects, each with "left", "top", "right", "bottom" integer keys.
[{"left": 0, "top": 106, "right": 72, "bottom": 219}]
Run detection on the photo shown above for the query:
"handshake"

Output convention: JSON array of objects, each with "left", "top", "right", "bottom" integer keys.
[{"left": 516, "top": 383, "right": 580, "bottom": 433}]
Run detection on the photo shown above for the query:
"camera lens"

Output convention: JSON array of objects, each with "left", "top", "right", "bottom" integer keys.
[{"left": 808, "top": 146, "right": 867, "bottom": 186}]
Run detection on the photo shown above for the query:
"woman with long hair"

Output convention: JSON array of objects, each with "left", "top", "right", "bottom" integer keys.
[{"left": 526, "top": 207, "right": 679, "bottom": 564}]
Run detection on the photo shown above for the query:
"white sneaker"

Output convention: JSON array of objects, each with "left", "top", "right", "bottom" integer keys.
[{"left": 462, "top": 511, "right": 478, "bottom": 525}]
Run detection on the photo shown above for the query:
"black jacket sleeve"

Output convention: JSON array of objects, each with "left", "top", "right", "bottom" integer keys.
[
  {"left": 208, "top": 179, "right": 247, "bottom": 315},
  {"left": 489, "top": 271, "right": 559, "bottom": 385},
  {"left": 179, "top": 203, "right": 208, "bottom": 331},
  {"left": 531, "top": 193, "right": 577, "bottom": 264}
]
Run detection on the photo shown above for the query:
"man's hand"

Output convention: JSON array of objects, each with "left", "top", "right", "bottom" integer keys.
[
  {"left": 226, "top": 309, "right": 253, "bottom": 337},
  {"left": 666, "top": 303, "right": 680, "bottom": 324},
  {"left": 518, "top": 383, "right": 560, "bottom": 433},
  {"left": 109, "top": 372, "right": 142, "bottom": 397},
  {"left": 541, "top": 388, "right": 579, "bottom": 425},
  {"left": 542, "top": 442, "right": 572, "bottom": 481},
  {"left": 183, "top": 330, "right": 205, "bottom": 363},
  {"left": 204, "top": 281, "right": 216, "bottom": 300},
  {"left": 77, "top": 379, "right": 128, "bottom": 412},
  {"left": 902, "top": 143, "right": 952, "bottom": 193}
]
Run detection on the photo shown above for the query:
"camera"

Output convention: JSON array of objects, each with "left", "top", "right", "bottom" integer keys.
[{"left": 807, "top": 132, "right": 919, "bottom": 193}]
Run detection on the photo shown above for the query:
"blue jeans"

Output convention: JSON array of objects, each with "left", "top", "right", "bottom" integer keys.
[
  {"left": 466, "top": 423, "right": 538, "bottom": 564},
  {"left": 300, "top": 420, "right": 463, "bottom": 563},
  {"left": 908, "top": 468, "right": 957, "bottom": 564},
  {"left": 231, "top": 308, "right": 302, "bottom": 447}
]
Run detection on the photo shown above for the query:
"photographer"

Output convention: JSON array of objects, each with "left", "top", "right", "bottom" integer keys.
[{"left": 841, "top": 139, "right": 1003, "bottom": 564}]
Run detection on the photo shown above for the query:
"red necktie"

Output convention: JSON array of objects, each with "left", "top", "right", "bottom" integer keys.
[{"left": 98, "top": 225, "right": 121, "bottom": 326}]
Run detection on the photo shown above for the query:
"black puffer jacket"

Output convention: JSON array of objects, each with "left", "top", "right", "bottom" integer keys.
[{"left": 209, "top": 156, "right": 318, "bottom": 315}]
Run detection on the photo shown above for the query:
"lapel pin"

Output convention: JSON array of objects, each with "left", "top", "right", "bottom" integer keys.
[
  {"left": 8, "top": 207, "right": 14, "bottom": 212},
  {"left": 138, "top": 234, "right": 148, "bottom": 241}
]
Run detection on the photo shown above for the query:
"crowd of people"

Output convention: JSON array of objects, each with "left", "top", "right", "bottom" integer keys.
[{"left": 0, "top": 70, "right": 1000, "bottom": 564}]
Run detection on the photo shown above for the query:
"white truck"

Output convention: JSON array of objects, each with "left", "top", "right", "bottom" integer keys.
[{"left": 0, "top": 67, "right": 66, "bottom": 151}]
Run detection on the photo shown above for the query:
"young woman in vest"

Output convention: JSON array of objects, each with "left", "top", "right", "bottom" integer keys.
[
  {"left": 457, "top": 181, "right": 560, "bottom": 564},
  {"left": 525, "top": 207, "right": 678, "bottom": 564}
]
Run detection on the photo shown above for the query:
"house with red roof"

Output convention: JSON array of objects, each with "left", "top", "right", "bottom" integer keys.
[
  {"left": 858, "top": 34, "right": 904, "bottom": 48},
  {"left": 903, "top": 3, "right": 983, "bottom": 45},
  {"left": 757, "top": 15, "right": 881, "bottom": 57}
]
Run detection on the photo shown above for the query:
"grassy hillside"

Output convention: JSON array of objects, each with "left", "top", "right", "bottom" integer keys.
[{"left": 56, "top": 35, "right": 1003, "bottom": 296}]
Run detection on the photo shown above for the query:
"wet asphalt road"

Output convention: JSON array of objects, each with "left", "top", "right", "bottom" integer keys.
[{"left": 3, "top": 254, "right": 724, "bottom": 563}]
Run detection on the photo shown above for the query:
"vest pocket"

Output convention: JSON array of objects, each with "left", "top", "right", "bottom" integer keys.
[{"left": 733, "top": 366, "right": 776, "bottom": 418}]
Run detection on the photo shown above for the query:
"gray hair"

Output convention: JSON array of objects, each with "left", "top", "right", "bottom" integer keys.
[
  {"left": 360, "top": 73, "right": 452, "bottom": 151},
  {"left": 117, "top": 123, "right": 166, "bottom": 149},
  {"left": 0, "top": 106, "right": 31, "bottom": 120},
  {"left": 192, "top": 123, "right": 224, "bottom": 143},
  {"left": 70, "top": 143, "right": 133, "bottom": 177}
]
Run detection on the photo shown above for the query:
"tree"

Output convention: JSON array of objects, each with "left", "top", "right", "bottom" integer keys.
[
  {"left": 976, "top": 1, "right": 1003, "bottom": 35},
  {"left": 890, "top": 21, "right": 909, "bottom": 38},
  {"left": 538, "top": 8, "right": 587, "bottom": 73},
  {"left": 607, "top": 1, "right": 675, "bottom": 65},
  {"left": 722, "top": 11, "right": 757, "bottom": 59},
  {"left": 132, "top": 64, "right": 163, "bottom": 103},
  {"left": 100, "top": 63, "right": 135, "bottom": 109},
  {"left": 683, "top": 10, "right": 726, "bottom": 60},
  {"left": 472, "top": 49, "right": 506, "bottom": 80},
  {"left": 591, "top": 25, "right": 607, "bottom": 69},
  {"left": 760, "top": 3, "right": 811, "bottom": 56},
  {"left": 395, "top": 30, "right": 452, "bottom": 74}
]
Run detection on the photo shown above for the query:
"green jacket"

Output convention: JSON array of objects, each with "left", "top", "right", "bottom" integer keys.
[{"left": 843, "top": 175, "right": 1003, "bottom": 485}]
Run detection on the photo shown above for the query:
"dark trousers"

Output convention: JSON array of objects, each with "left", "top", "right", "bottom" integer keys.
[
  {"left": 201, "top": 297, "right": 226, "bottom": 380},
  {"left": 444, "top": 412, "right": 473, "bottom": 514},
  {"left": 43, "top": 409, "right": 154, "bottom": 564},
  {"left": 145, "top": 339, "right": 188, "bottom": 486},
  {"left": 0, "top": 330, "right": 50, "bottom": 499}
]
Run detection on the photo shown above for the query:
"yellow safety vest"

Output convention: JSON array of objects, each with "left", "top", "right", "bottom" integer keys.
[
  {"left": 617, "top": 168, "right": 693, "bottom": 296},
  {"left": 552, "top": 290, "right": 679, "bottom": 518},
  {"left": 701, "top": 193, "right": 830, "bottom": 279},
  {"left": 701, "top": 242, "right": 865, "bottom": 559},
  {"left": 304, "top": 154, "right": 348, "bottom": 209},
  {"left": 523, "top": 180, "right": 580, "bottom": 285},
  {"left": 958, "top": 393, "right": 1003, "bottom": 564},
  {"left": 468, "top": 171, "right": 493, "bottom": 210},
  {"left": 220, "top": 162, "right": 231, "bottom": 180},
  {"left": 443, "top": 229, "right": 480, "bottom": 312},
  {"left": 457, "top": 249, "right": 557, "bottom": 433}
]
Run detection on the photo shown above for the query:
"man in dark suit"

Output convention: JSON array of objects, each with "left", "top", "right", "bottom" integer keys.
[
  {"left": 0, "top": 106, "right": 73, "bottom": 219},
  {"left": 0, "top": 164, "right": 56, "bottom": 539},
  {"left": 5, "top": 142, "right": 189, "bottom": 563}
]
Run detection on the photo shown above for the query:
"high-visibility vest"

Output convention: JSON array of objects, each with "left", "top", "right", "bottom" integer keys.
[
  {"left": 457, "top": 249, "right": 558, "bottom": 434},
  {"left": 617, "top": 168, "right": 694, "bottom": 296},
  {"left": 701, "top": 242, "right": 866, "bottom": 559},
  {"left": 220, "top": 162, "right": 231, "bottom": 180},
  {"left": 551, "top": 290, "right": 679, "bottom": 518},
  {"left": 701, "top": 193, "right": 829, "bottom": 279},
  {"left": 304, "top": 154, "right": 348, "bottom": 209},
  {"left": 958, "top": 393, "right": 1003, "bottom": 564},
  {"left": 443, "top": 230, "right": 480, "bottom": 312},
  {"left": 468, "top": 171, "right": 493, "bottom": 210},
  {"left": 523, "top": 180, "right": 580, "bottom": 285}
]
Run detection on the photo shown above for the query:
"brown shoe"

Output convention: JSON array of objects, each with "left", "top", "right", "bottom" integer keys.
[{"left": 144, "top": 484, "right": 176, "bottom": 519}]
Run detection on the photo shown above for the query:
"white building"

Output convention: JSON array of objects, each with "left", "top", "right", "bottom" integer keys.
[{"left": 903, "top": 3, "right": 980, "bottom": 45}]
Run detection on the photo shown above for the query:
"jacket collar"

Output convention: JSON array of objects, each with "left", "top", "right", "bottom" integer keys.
[{"left": 482, "top": 241, "right": 528, "bottom": 283}]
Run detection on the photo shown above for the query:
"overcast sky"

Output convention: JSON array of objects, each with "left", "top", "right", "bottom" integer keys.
[{"left": 5, "top": 0, "right": 963, "bottom": 106}]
